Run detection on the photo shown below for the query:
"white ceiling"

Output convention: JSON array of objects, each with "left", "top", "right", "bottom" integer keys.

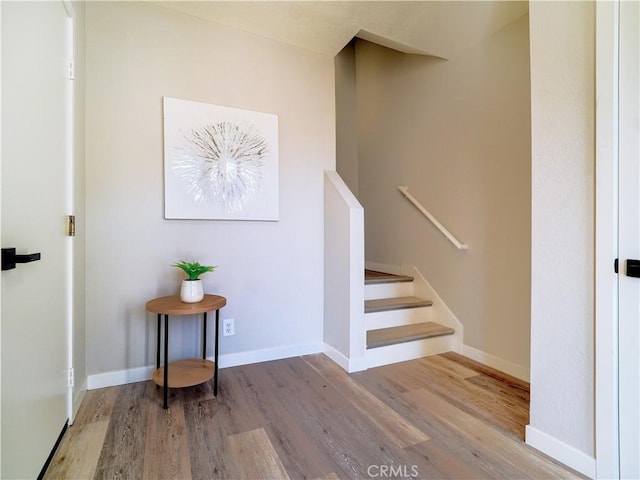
[{"left": 157, "top": 1, "right": 529, "bottom": 59}]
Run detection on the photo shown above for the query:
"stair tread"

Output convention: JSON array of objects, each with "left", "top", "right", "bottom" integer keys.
[
  {"left": 365, "top": 269, "right": 414, "bottom": 285},
  {"left": 365, "top": 296, "right": 432, "bottom": 313},
  {"left": 367, "top": 322, "right": 455, "bottom": 349}
]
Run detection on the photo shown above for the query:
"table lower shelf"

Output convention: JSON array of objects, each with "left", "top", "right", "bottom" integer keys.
[{"left": 152, "top": 359, "right": 214, "bottom": 388}]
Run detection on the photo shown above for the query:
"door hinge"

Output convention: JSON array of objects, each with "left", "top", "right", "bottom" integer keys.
[
  {"left": 68, "top": 368, "right": 74, "bottom": 388},
  {"left": 66, "top": 215, "right": 75, "bottom": 237},
  {"left": 65, "top": 60, "right": 74, "bottom": 80},
  {"left": 615, "top": 258, "right": 619, "bottom": 274}
]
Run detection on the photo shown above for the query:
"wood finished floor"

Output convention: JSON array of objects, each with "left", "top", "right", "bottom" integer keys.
[{"left": 45, "top": 353, "right": 585, "bottom": 480}]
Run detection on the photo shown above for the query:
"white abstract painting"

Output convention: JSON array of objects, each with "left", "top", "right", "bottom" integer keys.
[{"left": 163, "top": 97, "right": 279, "bottom": 220}]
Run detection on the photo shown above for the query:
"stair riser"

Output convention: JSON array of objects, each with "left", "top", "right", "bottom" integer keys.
[
  {"left": 365, "top": 335, "right": 455, "bottom": 369},
  {"left": 365, "top": 308, "right": 431, "bottom": 330},
  {"left": 364, "top": 282, "right": 413, "bottom": 300}
]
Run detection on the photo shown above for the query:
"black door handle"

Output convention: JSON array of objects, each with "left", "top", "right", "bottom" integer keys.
[
  {"left": 2, "top": 248, "right": 41, "bottom": 271},
  {"left": 627, "top": 259, "right": 640, "bottom": 278}
]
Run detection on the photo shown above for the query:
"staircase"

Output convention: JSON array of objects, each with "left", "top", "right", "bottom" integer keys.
[{"left": 364, "top": 269, "right": 456, "bottom": 368}]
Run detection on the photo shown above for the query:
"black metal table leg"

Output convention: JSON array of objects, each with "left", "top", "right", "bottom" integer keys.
[
  {"left": 202, "top": 312, "right": 207, "bottom": 359},
  {"left": 163, "top": 313, "right": 169, "bottom": 409},
  {"left": 214, "top": 309, "right": 219, "bottom": 396},
  {"left": 147, "top": 295, "right": 226, "bottom": 410},
  {"left": 156, "top": 314, "right": 161, "bottom": 370}
]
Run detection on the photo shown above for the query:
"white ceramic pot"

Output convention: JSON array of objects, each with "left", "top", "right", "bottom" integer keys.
[{"left": 180, "top": 279, "right": 204, "bottom": 303}]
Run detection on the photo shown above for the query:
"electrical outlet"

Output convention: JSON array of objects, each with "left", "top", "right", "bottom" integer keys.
[{"left": 223, "top": 318, "right": 235, "bottom": 337}]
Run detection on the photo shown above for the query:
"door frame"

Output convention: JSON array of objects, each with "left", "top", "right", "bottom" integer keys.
[
  {"left": 0, "top": 3, "right": 3, "bottom": 475},
  {"left": 62, "top": 0, "right": 76, "bottom": 425},
  {"left": 595, "top": 1, "right": 619, "bottom": 478}
]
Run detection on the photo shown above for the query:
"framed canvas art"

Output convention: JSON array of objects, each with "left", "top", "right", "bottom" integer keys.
[{"left": 163, "top": 97, "right": 279, "bottom": 220}]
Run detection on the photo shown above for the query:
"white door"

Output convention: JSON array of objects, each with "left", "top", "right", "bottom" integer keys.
[
  {"left": 618, "top": 1, "right": 640, "bottom": 477},
  {"left": 1, "top": 2, "right": 72, "bottom": 478}
]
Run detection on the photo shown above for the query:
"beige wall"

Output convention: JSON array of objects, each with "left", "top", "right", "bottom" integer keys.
[
  {"left": 528, "top": 1, "right": 595, "bottom": 459},
  {"left": 356, "top": 15, "right": 532, "bottom": 370},
  {"left": 84, "top": 2, "right": 335, "bottom": 375},
  {"left": 335, "top": 40, "right": 359, "bottom": 195}
]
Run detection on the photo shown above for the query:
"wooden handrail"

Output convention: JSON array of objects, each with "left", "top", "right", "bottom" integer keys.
[{"left": 398, "top": 186, "right": 468, "bottom": 250}]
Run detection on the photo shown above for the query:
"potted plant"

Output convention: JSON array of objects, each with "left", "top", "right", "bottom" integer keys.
[{"left": 172, "top": 260, "right": 216, "bottom": 303}]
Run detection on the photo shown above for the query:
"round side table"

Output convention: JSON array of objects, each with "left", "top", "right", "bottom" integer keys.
[{"left": 146, "top": 294, "right": 226, "bottom": 409}]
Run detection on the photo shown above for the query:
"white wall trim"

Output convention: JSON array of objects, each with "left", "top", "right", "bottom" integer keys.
[
  {"left": 323, "top": 343, "right": 350, "bottom": 370},
  {"left": 526, "top": 425, "right": 596, "bottom": 479},
  {"left": 323, "top": 343, "right": 367, "bottom": 373},
  {"left": 0, "top": 3, "right": 3, "bottom": 472},
  {"left": 595, "top": 1, "right": 620, "bottom": 478},
  {"left": 218, "top": 342, "right": 323, "bottom": 369},
  {"left": 365, "top": 262, "right": 465, "bottom": 337},
  {"left": 87, "top": 342, "right": 323, "bottom": 390},
  {"left": 70, "top": 380, "right": 87, "bottom": 426},
  {"left": 87, "top": 365, "right": 155, "bottom": 390},
  {"left": 462, "top": 344, "right": 530, "bottom": 382},
  {"left": 403, "top": 264, "right": 464, "bottom": 347}
]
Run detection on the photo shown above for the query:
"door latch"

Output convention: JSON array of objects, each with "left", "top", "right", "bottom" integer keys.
[
  {"left": 1, "top": 248, "right": 41, "bottom": 271},
  {"left": 627, "top": 259, "right": 640, "bottom": 278}
]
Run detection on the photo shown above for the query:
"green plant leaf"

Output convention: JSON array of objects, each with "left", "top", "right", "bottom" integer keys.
[{"left": 172, "top": 260, "right": 216, "bottom": 280}]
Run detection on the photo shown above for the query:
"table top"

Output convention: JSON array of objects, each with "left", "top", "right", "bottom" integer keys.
[{"left": 146, "top": 294, "right": 226, "bottom": 315}]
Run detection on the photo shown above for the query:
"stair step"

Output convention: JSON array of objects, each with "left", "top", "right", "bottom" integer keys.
[
  {"left": 365, "top": 280, "right": 413, "bottom": 301},
  {"left": 365, "top": 296, "right": 432, "bottom": 314},
  {"left": 365, "top": 269, "right": 413, "bottom": 285},
  {"left": 366, "top": 322, "right": 455, "bottom": 349}
]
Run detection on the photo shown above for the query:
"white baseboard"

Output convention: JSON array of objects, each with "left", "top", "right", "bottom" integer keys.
[
  {"left": 87, "top": 364, "right": 156, "bottom": 390},
  {"left": 322, "top": 344, "right": 350, "bottom": 370},
  {"left": 525, "top": 425, "right": 596, "bottom": 479},
  {"left": 322, "top": 343, "right": 367, "bottom": 373},
  {"left": 462, "top": 344, "right": 530, "bottom": 382},
  {"left": 87, "top": 342, "right": 323, "bottom": 390},
  {"left": 70, "top": 380, "right": 87, "bottom": 425},
  {"left": 218, "top": 342, "right": 323, "bottom": 369}
]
